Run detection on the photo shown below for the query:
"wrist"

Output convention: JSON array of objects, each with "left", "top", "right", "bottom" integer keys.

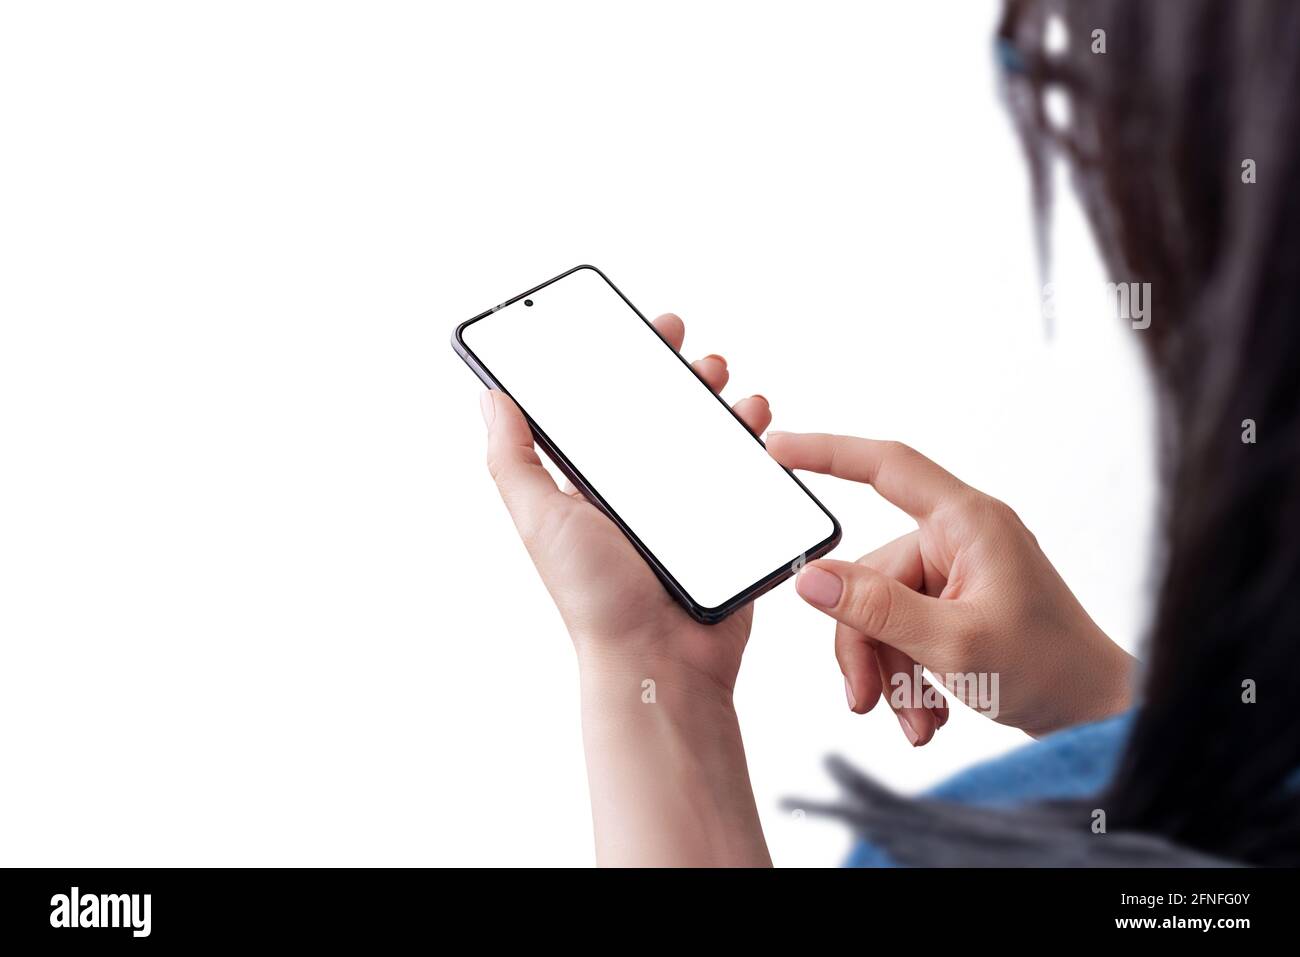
[
  {"left": 572, "top": 622, "right": 739, "bottom": 707},
  {"left": 1079, "top": 639, "right": 1138, "bottom": 723},
  {"left": 573, "top": 643, "right": 768, "bottom": 867},
  {"left": 1027, "top": 634, "right": 1137, "bottom": 738},
  {"left": 576, "top": 646, "right": 735, "bottom": 714}
]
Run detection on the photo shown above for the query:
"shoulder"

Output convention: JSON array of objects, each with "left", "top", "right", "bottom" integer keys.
[
  {"left": 844, "top": 711, "right": 1135, "bottom": 867},
  {"left": 928, "top": 710, "right": 1136, "bottom": 807}
]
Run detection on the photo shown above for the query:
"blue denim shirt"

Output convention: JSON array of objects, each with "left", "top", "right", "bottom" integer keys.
[{"left": 845, "top": 711, "right": 1136, "bottom": 867}]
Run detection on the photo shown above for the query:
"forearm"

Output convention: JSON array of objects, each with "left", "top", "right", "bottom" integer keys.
[{"left": 577, "top": 655, "right": 771, "bottom": 867}]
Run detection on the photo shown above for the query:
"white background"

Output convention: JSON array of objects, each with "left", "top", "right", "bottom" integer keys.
[{"left": 0, "top": 1, "right": 1156, "bottom": 866}]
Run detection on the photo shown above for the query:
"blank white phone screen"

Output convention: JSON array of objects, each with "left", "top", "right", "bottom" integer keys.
[{"left": 460, "top": 267, "right": 837, "bottom": 613}]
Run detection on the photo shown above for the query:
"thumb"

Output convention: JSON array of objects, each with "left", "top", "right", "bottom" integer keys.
[
  {"left": 795, "top": 559, "right": 952, "bottom": 658},
  {"left": 481, "top": 390, "right": 565, "bottom": 542}
]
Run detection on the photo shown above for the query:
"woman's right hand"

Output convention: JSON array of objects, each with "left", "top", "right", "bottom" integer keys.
[{"left": 766, "top": 432, "right": 1136, "bottom": 742}]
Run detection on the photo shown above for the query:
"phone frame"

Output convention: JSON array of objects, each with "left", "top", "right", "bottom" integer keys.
[{"left": 451, "top": 264, "right": 841, "bottom": 624}]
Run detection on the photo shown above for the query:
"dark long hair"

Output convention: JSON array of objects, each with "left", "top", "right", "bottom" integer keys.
[{"left": 816, "top": 0, "right": 1300, "bottom": 866}]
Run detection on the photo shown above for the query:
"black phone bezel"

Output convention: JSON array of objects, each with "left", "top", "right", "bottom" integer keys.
[{"left": 451, "top": 264, "right": 841, "bottom": 624}]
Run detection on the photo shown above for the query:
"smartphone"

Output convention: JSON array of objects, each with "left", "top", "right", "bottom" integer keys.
[{"left": 452, "top": 265, "right": 840, "bottom": 624}]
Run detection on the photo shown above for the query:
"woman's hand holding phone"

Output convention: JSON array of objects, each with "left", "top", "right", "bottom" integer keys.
[
  {"left": 479, "top": 313, "right": 779, "bottom": 865},
  {"left": 480, "top": 314, "right": 765, "bottom": 690}
]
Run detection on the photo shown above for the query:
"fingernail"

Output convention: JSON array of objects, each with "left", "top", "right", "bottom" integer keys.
[
  {"left": 767, "top": 430, "right": 788, "bottom": 439},
  {"left": 480, "top": 390, "right": 496, "bottom": 427},
  {"left": 844, "top": 675, "right": 857, "bottom": 712},
  {"left": 796, "top": 565, "right": 842, "bottom": 608},
  {"left": 898, "top": 712, "right": 922, "bottom": 746},
  {"left": 752, "top": 394, "right": 768, "bottom": 404},
  {"left": 704, "top": 353, "right": 727, "bottom": 367}
]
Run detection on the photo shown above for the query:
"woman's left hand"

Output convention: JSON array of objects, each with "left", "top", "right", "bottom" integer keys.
[{"left": 479, "top": 313, "right": 768, "bottom": 696}]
